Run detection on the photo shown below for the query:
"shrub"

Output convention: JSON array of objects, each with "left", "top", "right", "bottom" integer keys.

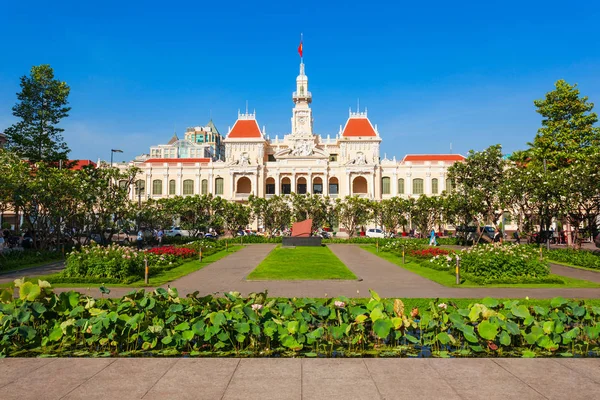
[
  {"left": 429, "top": 244, "right": 551, "bottom": 284},
  {"left": 0, "top": 249, "right": 63, "bottom": 272},
  {"left": 63, "top": 243, "right": 193, "bottom": 281},
  {"left": 547, "top": 248, "right": 600, "bottom": 270},
  {"left": 1, "top": 283, "right": 599, "bottom": 358}
]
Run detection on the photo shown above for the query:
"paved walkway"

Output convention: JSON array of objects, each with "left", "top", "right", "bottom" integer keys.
[
  {"left": 550, "top": 263, "right": 600, "bottom": 283},
  {"left": 0, "top": 357, "right": 598, "bottom": 399},
  {"left": 0, "top": 261, "right": 64, "bottom": 284},
  {"left": 46, "top": 245, "right": 600, "bottom": 299}
]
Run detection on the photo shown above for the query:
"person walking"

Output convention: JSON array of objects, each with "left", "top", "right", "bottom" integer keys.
[
  {"left": 137, "top": 229, "right": 144, "bottom": 250},
  {"left": 513, "top": 229, "right": 521, "bottom": 245},
  {"left": 429, "top": 229, "right": 438, "bottom": 246},
  {"left": 493, "top": 228, "right": 503, "bottom": 244},
  {"left": 157, "top": 228, "right": 164, "bottom": 246}
]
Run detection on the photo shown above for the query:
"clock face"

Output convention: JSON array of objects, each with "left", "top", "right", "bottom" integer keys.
[{"left": 298, "top": 116, "right": 306, "bottom": 125}]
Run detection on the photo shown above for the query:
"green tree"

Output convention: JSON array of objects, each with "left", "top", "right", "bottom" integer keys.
[
  {"left": 290, "top": 193, "right": 331, "bottom": 231},
  {"left": 4, "top": 65, "right": 71, "bottom": 162},
  {"left": 530, "top": 80, "right": 600, "bottom": 169},
  {"left": 334, "top": 196, "right": 372, "bottom": 238},
  {"left": 248, "top": 195, "right": 291, "bottom": 237},
  {"left": 223, "top": 201, "right": 251, "bottom": 236},
  {"left": 410, "top": 195, "right": 443, "bottom": 237},
  {"left": 447, "top": 144, "right": 507, "bottom": 238}
]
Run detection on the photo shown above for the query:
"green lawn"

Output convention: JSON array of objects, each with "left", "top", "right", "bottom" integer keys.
[
  {"left": 0, "top": 245, "right": 241, "bottom": 288},
  {"left": 247, "top": 245, "right": 357, "bottom": 280},
  {"left": 364, "top": 246, "right": 600, "bottom": 288}
]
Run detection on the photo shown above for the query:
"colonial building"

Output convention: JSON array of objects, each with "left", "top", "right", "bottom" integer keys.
[{"left": 125, "top": 61, "right": 464, "bottom": 201}]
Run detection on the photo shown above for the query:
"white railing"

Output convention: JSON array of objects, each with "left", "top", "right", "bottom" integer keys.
[{"left": 292, "top": 91, "right": 312, "bottom": 98}]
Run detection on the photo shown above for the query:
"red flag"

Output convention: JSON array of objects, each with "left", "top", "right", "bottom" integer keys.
[{"left": 298, "top": 41, "right": 303, "bottom": 58}]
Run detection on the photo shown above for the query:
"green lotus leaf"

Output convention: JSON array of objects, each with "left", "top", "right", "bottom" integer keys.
[
  {"left": 511, "top": 305, "right": 530, "bottom": 319},
  {"left": 370, "top": 308, "right": 384, "bottom": 322},
  {"left": 373, "top": 319, "right": 393, "bottom": 339},
  {"left": 19, "top": 282, "right": 41, "bottom": 302},
  {"left": 477, "top": 320, "right": 499, "bottom": 340},
  {"left": 499, "top": 331, "right": 511, "bottom": 346},
  {"left": 550, "top": 297, "right": 567, "bottom": 308},
  {"left": 481, "top": 298, "right": 499, "bottom": 309},
  {"left": 437, "top": 332, "right": 451, "bottom": 345}
]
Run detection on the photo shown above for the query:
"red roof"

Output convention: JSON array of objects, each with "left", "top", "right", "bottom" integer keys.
[
  {"left": 228, "top": 119, "right": 263, "bottom": 139},
  {"left": 69, "top": 160, "right": 96, "bottom": 170},
  {"left": 341, "top": 117, "right": 377, "bottom": 137},
  {"left": 403, "top": 154, "right": 465, "bottom": 162},
  {"left": 144, "top": 158, "right": 211, "bottom": 164}
]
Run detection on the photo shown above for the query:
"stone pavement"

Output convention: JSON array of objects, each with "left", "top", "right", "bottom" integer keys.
[{"left": 1, "top": 357, "right": 599, "bottom": 399}]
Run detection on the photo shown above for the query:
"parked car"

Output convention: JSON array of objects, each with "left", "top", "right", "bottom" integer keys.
[
  {"left": 165, "top": 227, "right": 191, "bottom": 237},
  {"left": 204, "top": 231, "right": 218, "bottom": 239},
  {"left": 365, "top": 228, "right": 385, "bottom": 238}
]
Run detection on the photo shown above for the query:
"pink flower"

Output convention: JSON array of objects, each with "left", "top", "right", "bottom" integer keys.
[
  {"left": 251, "top": 304, "right": 263, "bottom": 311},
  {"left": 334, "top": 301, "right": 346, "bottom": 308}
]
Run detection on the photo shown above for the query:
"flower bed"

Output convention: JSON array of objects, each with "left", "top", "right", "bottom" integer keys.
[
  {"left": 63, "top": 243, "right": 193, "bottom": 283},
  {"left": 409, "top": 248, "right": 452, "bottom": 259},
  {"left": 1, "top": 282, "right": 599, "bottom": 358},
  {"left": 429, "top": 244, "right": 557, "bottom": 284},
  {"left": 547, "top": 248, "right": 600, "bottom": 270},
  {"left": 146, "top": 246, "right": 197, "bottom": 259}
]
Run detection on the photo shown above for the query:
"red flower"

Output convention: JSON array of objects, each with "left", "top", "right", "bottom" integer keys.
[
  {"left": 146, "top": 246, "right": 197, "bottom": 258},
  {"left": 409, "top": 248, "right": 452, "bottom": 259}
]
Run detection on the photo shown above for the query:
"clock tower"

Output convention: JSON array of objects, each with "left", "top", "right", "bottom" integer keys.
[{"left": 291, "top": 62, "right": 313, "bottom": 136}]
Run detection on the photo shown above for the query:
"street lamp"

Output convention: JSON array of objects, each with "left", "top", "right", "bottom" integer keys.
[{"left": 110, "top": 149, "right": 123, "bottom": 167}]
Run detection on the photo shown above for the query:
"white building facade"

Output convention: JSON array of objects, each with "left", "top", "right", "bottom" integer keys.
[{"left": 125, "top": 61, "right": 464, "bottom": 201}]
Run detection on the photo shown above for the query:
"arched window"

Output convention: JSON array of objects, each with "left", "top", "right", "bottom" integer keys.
[
  {"left": 431, "top": 178, "right": 438, "bottom": 194},
  {"left": 135, "top": 180, "right": 145, "bottom": 196},
  {"left": 183, "top": 180, "right": 194, "bottom": 195},
  {"left": 236, "top": 177, "right": 252, "bottom": 194},
  {"left": 201, "top": 179, "right": 208, "bottom": 195},
  {"left": 352, "top": 176, "right": 368, "bottom": 194},
  {"left": 118, "top": 180, "right": 128, "bottom": 189},
  {"left": 446, "top": 179, "right": 455, "bottom": 193},
  {"left": 381, "top": 177, "right": 390, "bottom": 195},
  {"left": 152, "top": 179, "right": 162, "bottom": 195},
  {"left": 169, "top": 179, "right": 176, "bottom": 195},
  {"left": 413, "top": 178, "right": 424, "bottom": 195},
  {"left": 397, "top": 178, "right": 405, "bottom": 195},
  {"left": 215, "top": 177, "right": 224, "bottom": 195}
]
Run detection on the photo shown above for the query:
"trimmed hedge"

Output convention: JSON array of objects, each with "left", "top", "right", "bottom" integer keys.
[{"left": 547, "top": 248, "right": 600, "bottom": 270}]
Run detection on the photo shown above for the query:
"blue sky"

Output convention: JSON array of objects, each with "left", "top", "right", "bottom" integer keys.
[{"left": 1, "top": 0, "right": 599, "bottom": 162}]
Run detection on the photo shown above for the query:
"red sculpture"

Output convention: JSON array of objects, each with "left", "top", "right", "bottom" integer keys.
[{"left": 291, "top": 219, "right": 312, "bottom": 237}]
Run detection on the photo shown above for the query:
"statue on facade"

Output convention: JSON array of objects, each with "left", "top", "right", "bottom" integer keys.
[
  {"left": 346, "top": 152, "right": 367, "bottom": 165},
  {"left": 291, "top": 140, "right": 314, "bottom": 156}
]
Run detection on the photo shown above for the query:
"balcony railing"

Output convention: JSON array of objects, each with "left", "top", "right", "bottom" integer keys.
[{"left": 292, "top": 91, "right": 312, "bottom": 100}]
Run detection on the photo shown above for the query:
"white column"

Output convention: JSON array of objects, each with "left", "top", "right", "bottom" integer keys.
[
  {"left": 195, "top": 173, "right": 200, "bottom": 195},
  {"left": 253, "top": 173, "right": 258, "bottom": 196},
  {"left": 392, "top": 172, "right": 398, "bottom": 196},
  {"left": 425, "top": 174, "right": 431, "bottom": 195},
  {"left": 406, "top": 174, "right": 412, "bottom": 196},
  {"left": 307, "top": 173, "right": 312, "bottom": 194},
  {"left": 275, "top": 173, "right": 280, "bottom": 195},
  {"left": 230, "top": 173, "right": 235, "bottom": 199},
  {"left": 208, "top": 172, "right": 213, "bottom": 194},
  {"left": 293, "top": 173, "right": 297, "bottom": 193},
  {"left": 323, "top": 173, "right": 329, "bottom": 196},
  {"left": 371, "top": 173, "right": 376, "bottom": 200},
  {"left": 347, "top": 173, "right": 352, "bottom": 196},
  {"left": 176, "top": 173, "right": 182, "bottom": 196}
]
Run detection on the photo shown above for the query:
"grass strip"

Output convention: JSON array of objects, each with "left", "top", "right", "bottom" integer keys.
[{"left": 247, "top": 245, "right": 357, "bottom": 280}]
